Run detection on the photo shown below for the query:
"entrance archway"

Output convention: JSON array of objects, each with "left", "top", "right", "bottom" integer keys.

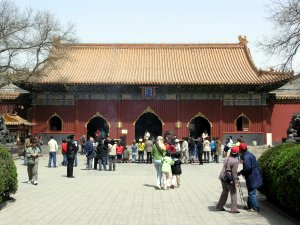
[
  {"left": 86, "top": 116, "right": 109, "bottom": 139},
  {"left": 135, "top": 112, "right": 162, "bottom": 139},
  {"left": 188, "top": 116, "right": 211, "bottom": 139}
]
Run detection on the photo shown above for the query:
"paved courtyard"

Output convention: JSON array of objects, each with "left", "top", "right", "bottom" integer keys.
[{"left": 0, "top": 154, "right": 298, "bottom": 225}]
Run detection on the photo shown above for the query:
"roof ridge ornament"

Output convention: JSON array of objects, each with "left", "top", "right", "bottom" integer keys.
[
  {"left": 52, "top": 37, "right": 61, "bottom": 48},
  {"left": 238, "top": 35, "right": 248, "bottom": 45}
]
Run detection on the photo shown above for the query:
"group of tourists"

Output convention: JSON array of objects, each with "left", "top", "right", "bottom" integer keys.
[{"left": 23, "top": 130, "right": 263, "bottom": 214}]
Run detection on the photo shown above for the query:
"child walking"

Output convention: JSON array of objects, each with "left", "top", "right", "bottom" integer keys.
[
  {"left": 171, "top": 152, "right": 182, "bottom": 188},
  {"left": 161, "top": 151, "right": 174, "bottom": 190}
]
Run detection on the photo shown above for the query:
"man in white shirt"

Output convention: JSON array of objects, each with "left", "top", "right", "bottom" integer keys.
[{"left": 48, "top": 136, "right": 58, "bottom": 167}]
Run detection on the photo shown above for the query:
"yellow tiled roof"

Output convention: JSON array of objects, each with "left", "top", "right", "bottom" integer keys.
[
  {"left": 3, "top": 113, "right": 35, "bottom": 126},
  {"left": 39, "top": 39, "right": 293, "bottom": 85}
]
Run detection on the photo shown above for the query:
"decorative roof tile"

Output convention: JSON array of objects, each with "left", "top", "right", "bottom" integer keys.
[
  {"left": 271, "top": 75, "right": 300, "bottom": 99},
  {"left": 2, "top": 113, "right": 35, "bottom": 126},
  {"left": 38, "top": 39, "right": 293, "bottom": 85}
]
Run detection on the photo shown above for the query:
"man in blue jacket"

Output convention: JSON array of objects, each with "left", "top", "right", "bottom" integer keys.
[{"left": 238, "top": 143, "right": 263, "bottom": 212}]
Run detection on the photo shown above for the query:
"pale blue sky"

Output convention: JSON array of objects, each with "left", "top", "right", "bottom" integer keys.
[{"left": 14, "top": 0, "right": 294, "bottom": 71}]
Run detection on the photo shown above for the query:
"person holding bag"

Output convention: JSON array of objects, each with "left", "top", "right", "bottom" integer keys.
[{"left": 216, "top": 146, "right": 240, "bottom": 213}]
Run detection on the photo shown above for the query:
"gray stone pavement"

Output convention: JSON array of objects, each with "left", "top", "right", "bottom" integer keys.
[{"left": 0, "top": 155, "right": 298, "bottom": 225}]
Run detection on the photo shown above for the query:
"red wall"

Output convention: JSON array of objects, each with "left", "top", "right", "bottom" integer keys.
[
  {"left": 270, "top": 103, "right": 300, "bottom": 143},
  {"left": 32, "top": 100, "right": 270, "bottom": 143},
  {"left": 32, "top": 105, "right": 76, "bottom": 134}
]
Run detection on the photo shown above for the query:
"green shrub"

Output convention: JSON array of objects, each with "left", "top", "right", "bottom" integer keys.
[
  {"left": 258, "top": 143, "right": 300, "bottom": 218},
  {"left": 0, "top": 145, "right": 18, "bottom": 203}
]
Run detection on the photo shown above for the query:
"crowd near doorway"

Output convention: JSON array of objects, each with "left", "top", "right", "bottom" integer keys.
[
  {"left": 188, "top": 116, "right": 211, "bottom": 139},
  {"left": 86, "top": 116, "right": 109, "bottom": 139},
  {"left": 135, "top": 112, "right": 162, "bottom": 139}
]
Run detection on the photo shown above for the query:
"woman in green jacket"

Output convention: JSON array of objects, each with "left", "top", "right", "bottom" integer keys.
[{"left": 152, "top": 136, "right": 166, "bottom": 189}]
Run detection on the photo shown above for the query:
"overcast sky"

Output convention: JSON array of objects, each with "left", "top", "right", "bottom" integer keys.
[{"left": 13, "top": 0, "right": 296, "bottom": 72}]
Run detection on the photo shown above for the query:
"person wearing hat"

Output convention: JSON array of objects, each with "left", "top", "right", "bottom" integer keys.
[
  {"left": 66, "top": 135, "right": 78, "bottom": 178},
  {"left": 137, "top": 138, "right": 145, "bottom": 163},
  {"left": 237, "top": 143, "right": 263, "bottom": 212},
  {"left": 174, "top": 138, "right": 181, "bottom": 153},
  {"left": 26, "top": 139, "right": 41, "bottom": 185},
  {"left": 216, "top": 146, "right": 240, "bottom": 213}
]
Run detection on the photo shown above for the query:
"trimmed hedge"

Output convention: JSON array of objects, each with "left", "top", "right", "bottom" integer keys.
[
  {"left": 258, "top": 143, "right": 300, "bottom": 218},
  {"left": 0, "top": 145, "right": 18, "bottom": 203}
]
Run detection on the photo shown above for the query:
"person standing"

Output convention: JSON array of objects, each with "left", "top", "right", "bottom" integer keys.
[
  {"left": 97, "top": 139, "right": 108, "bottom": 170},
  {"left": 123, "top": 147, "right": 130, "bottom": 163},
  {"left": 48, "top": 136, "right": 58, "bottom": 167},
  {"left": 196, "top": 137, "right": 203, "bottom": 165},
  {"left": 238, "top": 143, "right": 263, "bottom": 212},
  {"left": 85, "top": 137, "right": 94, "bottom": 170},
  {"left": 26, "top": 139, "right": 41, "bottom": 185},
  {"left": 131, "top": 140, "right": 137, "bottom": 162},
  {"left": 80, "top": 134, "right": 86, "bottom": 155},
  {"left": 152, "top": 136, "right": 166, "bottom": 189},
  {"left": 66, "top": 135, "right": 78, "bottom": 178},
  {"left": 216, "top": 146, "right": 240, "bottom": 213},
  {"left": 203, "top": 137, "right": 211, "bottom": 163},
  {"left": 214, "top": 137, "right": 222, "bottom": 163},
  {"left": 188, "top": 137, "right": 195, "bottom": 163},
  {"left": 73, "top": 138, "right": 79, "bottom": 167},
  {"left": 210, "top": 137, "right": 216, "bottom": 162},
  {"left": 137, "top": 138, "right": 145, "bottom": 163},
  {"left": 145, "top": 138, "right": 153, "bottom": 164},
  {"left": 37, "top": 136, "right": 44, "bottom": 153},
  {"left": 223, "top": 138, "right": 231, "bottom": 158},
  {"left": 116, "top": 141, "right": 124, "bottom": 163},
  {"left": 23, "top": 134, "right": 31, "bottom": 165},
  {"left": 61, "top": 139, "right": 67, "bottom": 166},
  {"left": 181, "top": 137, "right": 189, "bottom": 164},
  {"left": 108, "top": 140, "right": 117, "bottom": 171}
]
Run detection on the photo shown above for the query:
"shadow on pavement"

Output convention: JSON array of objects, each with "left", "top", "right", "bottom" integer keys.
[
  {"left": 0, "top": 197, "right": 15, "bottom": 211},
  {"left": 143, "top": 184, "right": 157, "bottom": 188}
]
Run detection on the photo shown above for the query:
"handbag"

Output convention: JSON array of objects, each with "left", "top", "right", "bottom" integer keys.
[
  {"left": 220, "top": 171, "right": 233, "bottom": 183},
  {"left": 220, "top": 159, "right": 233, "bottom": 183}
]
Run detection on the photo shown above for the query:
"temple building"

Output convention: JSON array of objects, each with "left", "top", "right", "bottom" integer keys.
[{"left": 29, "top": 36, "right": 296, "bottom": 145}]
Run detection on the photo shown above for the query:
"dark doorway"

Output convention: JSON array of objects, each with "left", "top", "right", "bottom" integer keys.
[
  {"left": 49, "top": 116, "right": 62, "bottom": 131},
  {"left": 135, "top": 113, "right": 162, "bottom": 140},
  {"left": 236, "top": 116, "right": 249, "bottom": 131},
  {"left": 188, "top": 117, "right": 211, "bottom": 139},
  {"left": 87, "top": 117, "right": 109, "bottom": 139}
]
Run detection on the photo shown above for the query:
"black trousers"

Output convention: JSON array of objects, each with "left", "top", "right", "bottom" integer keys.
[
  {"left": 67, "top": 158, "right": 74, "bottom": 177},
  {"left": 197, "top": 150, "right": 203, "bottom": 165},
  {"left": 94, "top": 157, "right": 99, "bottom": 169},
  {"left": 146, "top": 152, "right": 152, "bottom": 163}
]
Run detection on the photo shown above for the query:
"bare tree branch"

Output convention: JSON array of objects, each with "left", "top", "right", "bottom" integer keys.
[
  {"left": 260, "top": 0, "right": 300, "bottom": 71},
  {"left": 0, "top": 0, "right": 77, "bottom": 85}
]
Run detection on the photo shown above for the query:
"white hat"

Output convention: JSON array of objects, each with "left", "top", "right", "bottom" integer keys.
[
  {"left": 139, "top": 138, "right": 143, "bottom": 142},
  {"left": 175, "top": 139, "right": 179, "bottom": 143}
]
